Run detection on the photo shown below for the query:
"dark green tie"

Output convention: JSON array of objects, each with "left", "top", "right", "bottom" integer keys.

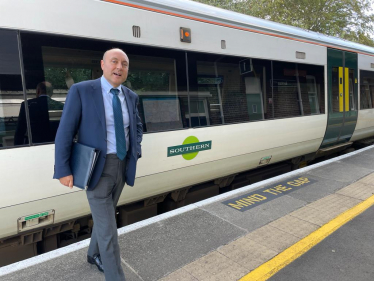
[{"left": 110, "top": 88, "right": 126, "bottom": 160}]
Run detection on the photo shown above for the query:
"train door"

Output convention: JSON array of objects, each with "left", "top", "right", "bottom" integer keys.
[{"left": 321, "top": 49, "right": 358, "bottom": 148}]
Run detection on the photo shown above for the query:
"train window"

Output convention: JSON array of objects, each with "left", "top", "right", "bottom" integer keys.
[
  {"left": 187, "top": 53, "right": 273, "bottom": 126},
  {"left": 19, "top": 32, "right": 327, "bottom": 138},
  {"left": 331, "top": 67, "right": 340, "bottom": 112},
  {"left": 272, "top": 61, "right": 302, "bottom": 118},
  {"left": 360, "top": 70, "right": 374, "bottom": 110},
  {"left": 330, "top": 67, "right": 355, "bottom": 113},
  {"left": 348, "top": 69, "right": 357, "bottom": 111},
  {"left": 126, "top": 55, "right": 187, "bottom": 132},
  {"left": 188, "top": 52, "right": 325, "bottom": 126},
  {"left": 187, "top": 53, "right": 225, "bottom": 126},
  {"left": 21, "top": 32, "right": 189, "bottom": 140},
  {"left": 272, "top": 62, "right": 325, "bottom": 118},
  {"left": 244, "top": 59, "right": 273, "bottom": 120},
  {"left": 297, "top": 63, "right": 325, "bottom": 115},
  {"left": 22, "top": 46, "right": 93, "bottom": 144},
  {"left": 215, "top": 56, "right": 250, "bottom": 124},
  {"left": 0, "top": 30, "right": 25, "bottom": 148}
]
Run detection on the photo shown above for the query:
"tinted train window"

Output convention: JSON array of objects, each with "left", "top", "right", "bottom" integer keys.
[
  {"left": 243, "top": 58, "right": 273, "bottom": 120},
  {"left": 0, "top": 30, "right": 25, "bottom": 148},
  {"left": 187, "top": 53, "right": 273, "bottom": 126},
  {"left": 360, "top": 70, "right": 374, "bottom": 109},
  {"left": 331, "top": 67, "right": 357, "bottom": 113},
  {"left": 20, "top": 32, "right": 327, "bottom": 140},
  {"left": 188, "top": 53, "right": 325, "bottom": 126},
  {"left": 348, "top": 69, "right": 357, "bottom": 111},
  {"left": 295, "top": 63, "right": 325, "bottom": 115},
  {"left": 127, "top": 55, "right": 188, "bottom": 132},
  {"left": 272, "top": 61, "right": 325, "bottom": 118},
  {"left": 187, "top": 53, "right": 225, "bottom": 126},
  {"left": 21, "top": 32, "right": 189, "bottom": 142},
  {"left": 21, "top": 46, "right": 93, "bottom": 145},
  {"left": 272, "top": 61, "right": 300, "bottom": 118}
]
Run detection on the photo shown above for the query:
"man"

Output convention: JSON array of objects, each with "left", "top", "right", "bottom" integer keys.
[
  {"left": 14, "top": 81, "right": 64, "bottom": 145},
  {"left": 54, "top": 48, "right": 143, "bottom": 281}
]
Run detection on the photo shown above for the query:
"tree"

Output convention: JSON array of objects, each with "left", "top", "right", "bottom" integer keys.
[{"left": 193, "top": 0, "right": 374, "bottom": 47}]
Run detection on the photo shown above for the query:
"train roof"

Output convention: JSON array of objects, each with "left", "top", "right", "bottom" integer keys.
[{"left": 122, "top": 0, "right": 374, "bottom": 56}]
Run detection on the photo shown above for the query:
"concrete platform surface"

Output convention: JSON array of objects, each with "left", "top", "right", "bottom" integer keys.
[
  {"left": 269, "top": 205, "right": 374, "bottom": 281},
  {"left": 2, "top": 146, "right": 374, "bottom": 281}
]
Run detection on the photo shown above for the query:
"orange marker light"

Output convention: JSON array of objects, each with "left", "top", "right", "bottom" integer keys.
[{"left": 180, "top": 27, "right": 191, "bottom": 43}]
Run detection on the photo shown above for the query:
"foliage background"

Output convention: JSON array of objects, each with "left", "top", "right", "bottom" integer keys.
[{"left": 192, "top": 0, "right": 374, "bottom": 47}]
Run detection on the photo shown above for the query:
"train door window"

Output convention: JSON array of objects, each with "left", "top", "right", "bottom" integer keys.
[
  {"left": 360, "top": 70, "right": 374, "bottom": 109},
  {"left": 348, "top": 69, "right": 357, "bottom": 111},
  {"left": 252, "top": 104, "right": 258, "bottom": 113},
  {"left": 0, "top": 30, "right": 25, "bottom": 148},
  {"left": 331, "top": 67, "right": 341, "bottom": 112}
]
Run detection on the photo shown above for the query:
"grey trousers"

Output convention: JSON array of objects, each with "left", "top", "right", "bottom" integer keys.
[{"left": 86, "top": 154, "right": 127, "bottom": 281}]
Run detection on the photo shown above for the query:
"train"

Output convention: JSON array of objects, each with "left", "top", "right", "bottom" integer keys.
[{"left": 0, "top": 0, "right": 374, "bottom": 266}]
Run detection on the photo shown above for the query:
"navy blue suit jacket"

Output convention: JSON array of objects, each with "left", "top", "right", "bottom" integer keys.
[{"left": 53, "top": 78, "right": 143, "bottom": 190}]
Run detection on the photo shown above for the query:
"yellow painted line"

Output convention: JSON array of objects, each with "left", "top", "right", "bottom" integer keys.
[{"left": 240, "top": 194, "right": 374, "bottom": 281}]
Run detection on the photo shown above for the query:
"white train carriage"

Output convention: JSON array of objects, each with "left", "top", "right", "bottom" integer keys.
[{"left": 0, "top": 0, "right": 374, "bottom": 266}]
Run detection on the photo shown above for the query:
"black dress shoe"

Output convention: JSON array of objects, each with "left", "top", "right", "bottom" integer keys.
[{"left": 87, "top": 254, "right": 104, "bottom": 273}]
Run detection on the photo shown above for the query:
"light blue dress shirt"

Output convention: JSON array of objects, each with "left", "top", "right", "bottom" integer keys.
[{"left": 101, "top": 76, "right": 130, "bottom": 154}]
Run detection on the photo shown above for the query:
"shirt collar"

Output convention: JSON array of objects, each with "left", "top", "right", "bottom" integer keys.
[{"left": 101, "top": 75, "right": 122, "bottom": 95}]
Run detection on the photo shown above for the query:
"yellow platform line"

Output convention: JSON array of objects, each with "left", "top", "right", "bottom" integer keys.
[{"left": 240, "top": 194, "right": 374, "bottom": 281}]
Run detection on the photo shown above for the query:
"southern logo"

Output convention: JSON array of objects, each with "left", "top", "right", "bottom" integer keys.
[{"left": 167, "top": 136, "right": 212, "bottom": 160}]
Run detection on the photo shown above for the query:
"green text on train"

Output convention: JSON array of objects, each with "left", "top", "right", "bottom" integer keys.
[{"left": 167, "top": 136, "right": 212, "bottom": 160}]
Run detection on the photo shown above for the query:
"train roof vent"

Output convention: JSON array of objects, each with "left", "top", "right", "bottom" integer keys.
[
  {"left": 371, "top": 63, "right": 374, "bottom": 68},
  {"left": 132, "top": 26, "right": 141, "bottom": 38},
  {"left": 296, "top": 51, "right": 306, "bottom": 59},
  {"left": 221, "top": 40, "right": 226, "bottom": 49}
]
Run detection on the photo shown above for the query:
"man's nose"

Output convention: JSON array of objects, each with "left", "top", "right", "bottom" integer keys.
[{"left": 116, "top": 62, "right": 123, "bottom": 69}]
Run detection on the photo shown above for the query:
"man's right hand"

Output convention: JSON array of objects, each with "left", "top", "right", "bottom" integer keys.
[{"left": 59, "top": 175, "right": 74, "bottom": 189}]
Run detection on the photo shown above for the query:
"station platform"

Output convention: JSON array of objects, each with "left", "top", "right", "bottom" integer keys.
[{"left": 2, "top": 145, "right": 374, "bottom": 281}]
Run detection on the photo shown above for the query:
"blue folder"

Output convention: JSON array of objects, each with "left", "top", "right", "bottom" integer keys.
[{"left": 70, "top": 142, "right": 100, "bottom": 190}]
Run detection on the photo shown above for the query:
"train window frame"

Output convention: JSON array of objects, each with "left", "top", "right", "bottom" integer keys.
[
  {"left": 187, "top": 51, "right": 326, "bottom": 128},
  {"left": 359, "top": 69, "right": 374, "bottom": 110},
  {"left": 10, "top": 31, "right": 328, "bottom": 149},
  {"left": 0, "top": 29, "right": 32, "bottom": 150},
  {"left": 19, "top": 32, "right": 191, "bottom": 142}
]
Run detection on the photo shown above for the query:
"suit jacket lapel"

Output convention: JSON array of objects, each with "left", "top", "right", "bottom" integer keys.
[
  {"left": 122, "top": 85, "right": 133, "bottom": 119},
  {"left": 92, "top": 78, "right": 106, "bottom": 137},
  {"left": 122, "top": 86, "right": 134, "bottom": 155}
]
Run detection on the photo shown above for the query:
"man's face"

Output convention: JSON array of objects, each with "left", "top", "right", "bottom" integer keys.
[{"left": 101, "top": 49, "right": 129, "bottom": 88}]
